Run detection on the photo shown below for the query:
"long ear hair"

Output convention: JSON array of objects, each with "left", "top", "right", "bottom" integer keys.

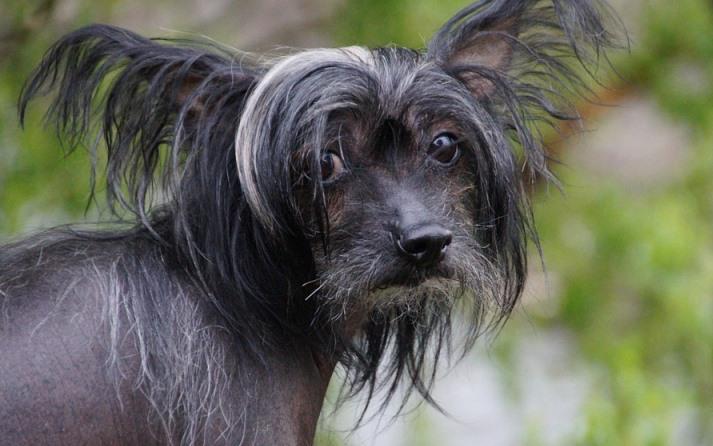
[
  {"left": 18, "top": 25, "right": 317, "bottom": 355},
  {"left": 428, "top": 0, "right": 624, "bottom": 177}
]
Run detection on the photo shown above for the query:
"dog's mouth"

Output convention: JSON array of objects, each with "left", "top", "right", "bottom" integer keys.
[
  {"left": 371, "top": 263, "right": 456, "bottom": 290},
  {"left": 358, "top": 264, "right": 459, "bottom": 311}
]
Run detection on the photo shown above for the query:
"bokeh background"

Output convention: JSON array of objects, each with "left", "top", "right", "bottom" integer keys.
[{"left": 1, "top": 1, "right": 712, "bottom": 445}]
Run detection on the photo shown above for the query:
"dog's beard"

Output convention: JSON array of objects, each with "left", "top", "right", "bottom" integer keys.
[{"left": 311, "top": 226, "right": 505, "bottom": 329}]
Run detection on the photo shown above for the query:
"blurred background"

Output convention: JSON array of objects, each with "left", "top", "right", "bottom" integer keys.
[{"left": 1, "top": 0, "right": 712, "bottom": 445}]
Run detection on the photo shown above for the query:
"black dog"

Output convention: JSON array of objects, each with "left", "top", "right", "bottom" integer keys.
[{"left": 0, "top": 1, "right": 620, "bottom": 444}]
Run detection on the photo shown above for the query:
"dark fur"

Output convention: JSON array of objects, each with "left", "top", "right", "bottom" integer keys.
[{"left": 2, "top": 1, "right": 621, "bottom": 444}]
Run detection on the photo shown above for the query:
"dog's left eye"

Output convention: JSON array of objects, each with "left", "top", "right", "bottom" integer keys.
[
  {"left": 428, "top": 133, "right": 461, "bottom": 166},
  {"left": 321, "top": 151, "right": 346, "bottom": 183}
]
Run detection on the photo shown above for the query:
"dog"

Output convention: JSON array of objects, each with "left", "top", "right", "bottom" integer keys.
[{"left": 0, "top": 1, "right": 621, "bottom": 444}]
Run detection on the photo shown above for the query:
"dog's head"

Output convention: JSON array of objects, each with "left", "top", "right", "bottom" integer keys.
[{"left": 20, "top": 0, "right": 620, "bottom": 410}]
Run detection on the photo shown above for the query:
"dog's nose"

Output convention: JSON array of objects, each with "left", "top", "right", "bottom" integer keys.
[{"left": 395, "top": 224, "right": 452, "bottom": 267}]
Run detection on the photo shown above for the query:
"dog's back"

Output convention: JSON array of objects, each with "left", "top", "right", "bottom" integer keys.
[{"left": 0, "top": 231, "right": 166, "bottom": 444}]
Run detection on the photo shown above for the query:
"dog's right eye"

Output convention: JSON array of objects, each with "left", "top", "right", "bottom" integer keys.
[{"left": 320, "top": 152, "right": 346, "bottom": 183}]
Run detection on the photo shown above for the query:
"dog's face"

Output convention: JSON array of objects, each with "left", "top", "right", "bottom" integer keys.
[{"left": 300, "top": 54, "right": 490, "bottom": 319}]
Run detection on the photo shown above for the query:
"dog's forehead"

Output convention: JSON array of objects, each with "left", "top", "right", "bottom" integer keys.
[{"left": 258, "top": 46, "right": 436, "bottom": 114}]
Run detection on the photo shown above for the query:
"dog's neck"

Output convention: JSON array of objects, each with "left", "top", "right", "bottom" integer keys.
[
  {"left": 192, "top": 340, "right": 337, "bottom": 445},
  {"left": 254, "top": 345, "right": 335, "bottom": 444}
]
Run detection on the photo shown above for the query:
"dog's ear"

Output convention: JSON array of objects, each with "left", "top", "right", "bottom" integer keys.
[
  {"left": 19, "top": 24, "right": 261, "bottom": 220},
  {"left": 427, "top": 2, "right": 523, "bottom": 97},
  {"left": 427, "top": 0, "right": 621, "bottom": 98},
  {"left": 19, "top": 24, "right": 259, "bottom": 119}
]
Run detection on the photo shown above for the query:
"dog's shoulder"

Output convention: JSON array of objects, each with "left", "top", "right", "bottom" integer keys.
[{"left": 0, "top": 229, "right": 173, "bottom": 444}]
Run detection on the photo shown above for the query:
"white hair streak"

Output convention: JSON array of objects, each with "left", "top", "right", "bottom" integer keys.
[
  {"left": 94, "top": 255, "right": 241, "bottom": 446},
  {"left": 235, "top": 47, "right": 374, "bottom": 231}
]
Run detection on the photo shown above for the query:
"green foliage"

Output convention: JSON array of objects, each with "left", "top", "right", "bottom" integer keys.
[
  {"left": 625, "top": 0, "right": 713, "bottom": 127},
  {"left": 527, "top": 0, "right": 713, "bottom": 443},
  {"left": 0, "top": 0, "right": 110, "bottom": 233},
  {"left": 332, "top": 0, "right": 466, "bottom": 48},
  {"left": 535, "top": 166, "right": 713, "bottom": 444}
]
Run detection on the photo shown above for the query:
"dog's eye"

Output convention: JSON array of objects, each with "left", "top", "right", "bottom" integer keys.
[
  {"left": 428, "top": 133, "right": 461, "bottom": 166},
  {"left": 320, "top": 151, "right": 345, "bottom": 182}
]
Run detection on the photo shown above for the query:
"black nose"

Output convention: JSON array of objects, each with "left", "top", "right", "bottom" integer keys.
[{"left": 395, "top": 224, "right": 452, "bottom": 267}]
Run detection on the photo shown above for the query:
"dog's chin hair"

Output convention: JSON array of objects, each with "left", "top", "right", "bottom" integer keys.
[
  {"left": 313, "top": 234, "right": 507, "bottom": 331},
  {"left": 366, "top": 278, "right": 455, "bottom": 314},
  {"left": 314, "top": 233, "right": 510, "bottom": 423},
  {"left": 319, "top": 278, "right": 463, "bottom": 332}
]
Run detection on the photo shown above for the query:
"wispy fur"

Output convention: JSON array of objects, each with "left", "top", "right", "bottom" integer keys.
[{"left": 4, "top": 1, "right": 622, "bottom": 444}]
